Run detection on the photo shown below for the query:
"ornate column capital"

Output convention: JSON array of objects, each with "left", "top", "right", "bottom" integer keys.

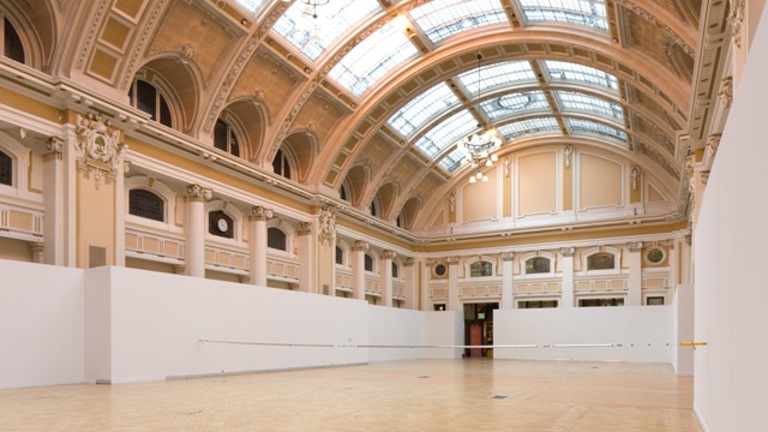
[
  {"left": 297, "top": 221, "right": 312, "bottom": 235},
  {"left": 501, "top": 251, "right": 515, "bottom": 261},
  {"left": 627, "top": 241, "right": 643, "bottom": 253},
  {"left": 382, "top": 250, "right": 397, "bottom": 260},
  {"left": 45, "top": 137, "right": 64, "bottom": 160},
  {"left": 186, "top": 184, "right": 213, "bottom": 202},
  {"left": 250, "top": 205, "right": 273, "bottom": 221},
  {"left": 560, "top": 247, "right": 576, "bottom": 257},
  {"left": 707, "top": 134, "right": 722, "bottom": 157},
  {"left": 404, "top": 257, "right": 416, "bottom": 266},
  {"left": 352, "top": 240, "right": 369, "bottom": 252},
  {"left": 446, "top": 256, "right": 460, "bottom": 265}
]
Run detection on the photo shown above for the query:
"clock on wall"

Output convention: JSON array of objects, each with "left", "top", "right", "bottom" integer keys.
[{"left": 216, "top": 216, "right": 228, "bottom": 233}]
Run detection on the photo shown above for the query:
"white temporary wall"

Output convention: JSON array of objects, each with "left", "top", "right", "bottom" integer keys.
[
  {"left": 368, "top": 306, "right": 425, "bottom": 361},
  {"left": 494, "top": 306, "right": 674, "bottom": 363},
  {"left": 693, "top": 7, "right": 768, "bottom": 431},
  {"left": 0, "top": 259, "right": 85, "bottom": 388},
  {"left": 424, "top": 311, "right": 463, "bottom": 359}
]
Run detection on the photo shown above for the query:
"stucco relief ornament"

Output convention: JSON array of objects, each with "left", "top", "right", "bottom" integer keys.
[
  {"left": 74, "top": 113, "right": 126, "bottom": 190},
  {"left": 319, "top": 206, "right": 336, "bottom": 244}
]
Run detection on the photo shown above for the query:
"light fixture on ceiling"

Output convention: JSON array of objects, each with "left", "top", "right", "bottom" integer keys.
[
  {"left": 282, "top": 0, "right": 330, "bottom": 19},
  {"left": 459, "top": 53, "right": 502, "bottom": 184}
]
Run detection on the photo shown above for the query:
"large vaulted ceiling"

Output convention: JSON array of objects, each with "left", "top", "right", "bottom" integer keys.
[{"left": 4, "top": 0, "right": 705, "bottom": 235}]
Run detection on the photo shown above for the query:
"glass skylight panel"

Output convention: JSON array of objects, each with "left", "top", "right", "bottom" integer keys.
[
  {"left": 414, "top": 110, "right": 477, "bottom": 158},
  {"left": 556, "top": 91, "right": 623, "bottom": 120},
  {"left": 544, "top": 60, "right": 618, "bottom": 90},
  {"left": 519, "top": 0, "right": 607, "bottom": 30},
  {"left": 232, "top": 0, "right": 263, "bottom": 13},
  {"left": 457, "top": 61, "right": 536, "bottom": 95},
  {"left": 410, "top": 0, "right": 508, "bottom": 44},
  {"left": 498, "top": 117, "right": 560, "bottom": 139},
  {"left": 438, "top": 147, "right": 468, "bottom": 172},
  {"left": 329, "top": 22, "right": 420, "bottom": 97},
  {"left": 387, "top": 83, "right": 461, "bottom": 138},
  {"left": 567, "top": 118, "right": 627, "bottom": 142},
  {"left": 273, "top": 0, "right": 381, "bottom": 62},
  {"left": 480, "top": 91, "right": 550, "bottom": 119}
]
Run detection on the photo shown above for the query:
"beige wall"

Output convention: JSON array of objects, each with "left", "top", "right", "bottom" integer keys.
[
  {"left": 579, "top": 154, "right": 623, "bottom": 209},
  {"left": 517, "top": 151, "right": 557, "bottom": 216}
]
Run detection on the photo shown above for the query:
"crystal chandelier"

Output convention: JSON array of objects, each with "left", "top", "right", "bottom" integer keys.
[
  {"left": 282, "top": 0, "right": 330, "bottom": 19},
  {"left": 459, "top": 53, "right": 503, "bottom": 184}
]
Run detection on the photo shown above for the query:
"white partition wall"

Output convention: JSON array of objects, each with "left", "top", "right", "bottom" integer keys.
[
  {"left": 0, "top": 260, "right": 85, "bottom": 388},
  {"left": 494, "top": 306, "right": 674, "bottom": 363},
  {"left": 693, "top": 8, "right": 768, "bottom": 431}
]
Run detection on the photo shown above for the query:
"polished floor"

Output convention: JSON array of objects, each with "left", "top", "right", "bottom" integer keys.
[{"left": 0, "top": 359, "right": 701, "bottom": 432}]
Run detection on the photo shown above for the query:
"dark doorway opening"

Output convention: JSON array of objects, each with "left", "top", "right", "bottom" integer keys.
[{"left": 463, "top": 302, "right": 498, "bottom": 358}]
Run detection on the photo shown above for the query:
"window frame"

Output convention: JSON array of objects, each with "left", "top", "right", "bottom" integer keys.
[
  {"left": 129, "top": 74, "right": 175, "bottom": 128},
  {"left": 0, "top": 147, "right": 13, "bottom": 188},
  {"left": 469, "top": 260, "right": 494, "bottom": 277},
  {"left": 2, "top": 15, "right": 26, "bottom": 64},
  {"left": 128, "top": 188, "right": 165, "bottom": 223},
  {"left": 213, "top": 116, "right": 243, "bottom": 158},
  {"left": 273, "top": 148, "right": 293, "bottom": 180},
  {"left": 267, "top": 227, "right": 288, "bottom": 251}
]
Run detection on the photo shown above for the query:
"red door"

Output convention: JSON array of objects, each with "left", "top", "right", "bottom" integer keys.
[{"left": 469, "top": 325, "right": 482, "bottom": 357}]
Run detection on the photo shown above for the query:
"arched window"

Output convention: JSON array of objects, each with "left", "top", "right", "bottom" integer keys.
[
  {"left": 214, "top": 118, "right": 241, "bottom": 157},
  {"left": 273, "top": 149, "right": 292, "bottom": 179},
  {"left": 587, "top": 252, "right": 615, "bottom": 270},
  {"left": 335, "top": 246, "right": 344, "bottom": 265},
  {"left": 128, "top": 189, "right": 164, "bottom": 222},
  {"left": 370, "top": 201, "right": 378, "bottom": 217},
  {"left": 0, "top": 149, "right": 12, "bottom": 186},
  {"left": 396, "top": 213, "right": 404, "bottom": 228},
  {"left": 267, "top": 227, "right": 287, "bottom": 251},
  {"left": 392, "top": 262, "right": 399, "bottom": 278},
  {"left": 364, "top": 254, "right": 373, "bottom": 272},
  {"left": 470, "top": 261, "right": 493, "bottom": 277},
  {"left": 525, "top": 257, "right": 550, "bottom": 274},
  {"left": 129, "top": 79, "right": 172, "bottom": 127},
  {"left": 3, "top": 17, "right": 25, "bottom": 64},
  {"left": 339, "top": 183, "right": 348, "bottom": 201},
  {"left": 208, "top": 210, "right": 234, "bottom": 239}
]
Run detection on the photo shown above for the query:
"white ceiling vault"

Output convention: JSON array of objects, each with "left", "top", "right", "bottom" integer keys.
[{"left": 3, "top": 0, "right": 723, "bottom": 239}]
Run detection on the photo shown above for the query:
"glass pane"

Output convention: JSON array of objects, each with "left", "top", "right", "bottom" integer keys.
[
  {"left": 566, "top": 118, "right": 627, "bottom": 142},
  {"left": 273, "top": 0, "right": 381, "bottom": 61},
  {"left": 480, "top": 90, "right": 550, "bottom": 119},
  {"left": 267, "top": 227, "right": 287, "bottom": 251},
  {"left": 526, "top": 257, "right": 550, "bottom": 273},
  {"left": 410, "top": 0, "right": 507, "bottom": 44},
  {"left": 230, "top": 131, "right": 240, "bottom": 157},
  {"left": 498, "top": 117, "right": 561, "bottom": 139},
  {"left": 335, "top": 246, "right": 343, "bottom": 264},
  {"left": 457, "top": 60, "right": 536, "bottom": 95},
  {"left": 470, "top": 261, "right": 493, "bottom": 277},
  {"left": 0, "top": 150, "right": 12, "bottom": 186},
  {"left": 387, "top": 82, "right": 460, "bottom": 138},
  {"left": 544, "top": 60, "right": 618, "bottom": 90},
  {"left": 136, "top": 80, "right": 157, "bottom": 120},
  {"left": 129, "top": 189, "right": 164, "bottom": 222},
  {"left": 414, "top": 109, "right": 477, "bottom": 158},
  {"left": 519, "top": 0, "right": 607, "bottom": 30},
  {"left": 364, "top": 254, "right": 373, "bottom": 272},
  {"left": 231, "top": 0, "right": 263, "bottom": 13},
  {"left": 214, "top": 119, "right": 229, "bottom": 152},
  {"left": 555, "top": 91, "right": 623, "bottom": 120},
  {"left": 329, "top": 22, "right": 419, "bottom": 97},
  {"left": 4, "top": 18, "right": 25, "bottom": 64},
  {"left": 438, "top": 146, "right": 468, "bottom": 172},
  {"left": 587, "top": 252, "right": 615, "bottom": 270},
  {"left": 159, "top": 96, "right": 172, "bottom": 127}
]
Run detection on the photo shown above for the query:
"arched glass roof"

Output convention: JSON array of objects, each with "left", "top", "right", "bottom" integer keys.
[
  {"left": 410, "top": 0, "right": 508, "bottom": 44},
  {"left": 566, "top": 118, "right": 627, "bottom": 142},
  {"left": 233, "top": 0, "right": 263, "bottom": 13},
  {"left": 498, "top": 117, "right": 561, "bottom": 139},
  {"left": 414, "top": 109, "right": 477, "bottom": 158},
  {"left": 387, "top": 82, "right": 461, "bottom": 138},
  {"left": 273, "top": 0, "right": 382, "bottom": 61},
  {"left": 480, "top": 91, "right": 550, "bottom": 119},
  {"left": 518, "top": 0, "right": 607, "bottom": 30}
]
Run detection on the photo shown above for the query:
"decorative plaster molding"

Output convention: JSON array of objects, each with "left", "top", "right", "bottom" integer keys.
[
  {"left": 560, "top": 247, "right": 576, "bottom": 257},
  {"left": 173, "top": 43, "right": 195, "bottom": 65},
  {"left": 707, "top": 134, "right": 722, "bottom": 157},
  {"left": 701, "top": 170, "right": 710, "bottom": 185},
  {"left": 297, "top": 221, "right": 312, "bottom": 235},
  {"left": 404, "top": 257, "right": 416, "bottom": 266},
  {"left": 731, "top": 0, "right": 745, "bottom": 49},
  {"left": 719, "top": 76, "right": 733, "bottom": 109},
  {"left": 352, "top": 240, "right": 369, "bottom": 252},
  {"left": 74, "top": 113, "right": 126, "bottom": 190},
  {"left": 501, "top": 251, "right": 514, "bottom": 261},
  {"left": 46, "top": 137, "right": 64, "bottom": 160},
  {"left": 319, "top": 206, "right": 336, "bottom": 244},
  {"left": 627, "top": 241, "right": 644, "bottom": 253},
  {"left": 449, "top": 192, "right": 456, "bottom": 214},
  {"left": 630, "top": 165, "right": 641, "bottom": 191},
  {"left": 563, "top": 145, "right": 573, "bottom": 169},
  {"left": 383, "top": 250, "right": 397, "bottom": 260},
  {"left": 446, "top": 256, "right": 460, "bottom": 265}
]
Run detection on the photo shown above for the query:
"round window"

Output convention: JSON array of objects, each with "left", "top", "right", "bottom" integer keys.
[
  {"left": 434, "top": 263, "right": 447, "bottom": 277},
  {"left": 646, "top": 247, "right": 665, "bottom": 265}
]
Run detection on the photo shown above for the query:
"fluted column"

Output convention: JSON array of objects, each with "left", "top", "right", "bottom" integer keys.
[
  {"left": 249, "top": 206, "right": 272, "bottom": 286},
  {"left": 627, "top": 242, "right": 643, "bottom": 306},
  {"left": 352, "top": 241, "right": 369, "bottom": 300},
  {"left": 382, "top": 250, "right": 396, "bottom": 307},
  {"left": 447, "top": 256, "right": 460, "bottom": 311},
  {"left": 560, "top": 247, "right": 575, "bottom": 308},
  {"left": 185, "top": 184, "right": 212, "bottom": 277},
  {"left": 501, "top": 252, "right": 514, "bottom": 309}
]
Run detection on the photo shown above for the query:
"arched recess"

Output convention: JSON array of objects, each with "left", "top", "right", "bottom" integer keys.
[
  {"left": 216, "top": 97, "right": 268, "bottom": 161},
  {"left": 398, "top": 196, "right": 421, "bottom": 230},
  {"left": 278, "top": 130, "right": 317, "bottom": 183},
  {"left": 341, "top": 164, "right": 370, "bottom": 208},
  {"left": 374, "top": 182, "right": 399, "bottom": 220},
  {"left": 134, "top": 55, "right": 203, "bottom": 134},
  {"left": 0, "top": 0, "right": 54, "bottom": 70},
  {"left": 124, "top": 176, "right": 177, "bottom": 228}
]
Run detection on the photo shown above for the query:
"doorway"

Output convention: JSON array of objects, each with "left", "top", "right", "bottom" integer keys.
[{"left": 463, "top": 302, "right": 498, "bottom": 358}]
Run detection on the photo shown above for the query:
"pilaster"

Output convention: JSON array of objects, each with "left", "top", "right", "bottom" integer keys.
[{"left": 185, "top": 184, "right": 212, "bottom": 278}]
